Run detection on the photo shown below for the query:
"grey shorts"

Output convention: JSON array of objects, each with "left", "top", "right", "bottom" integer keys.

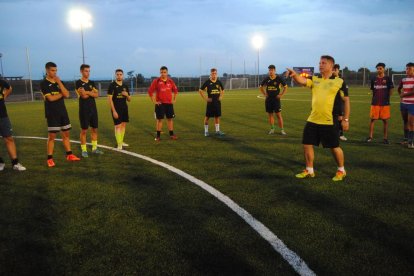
[{"left": 0, "top": 117, "right": 13, "bottom": 138}]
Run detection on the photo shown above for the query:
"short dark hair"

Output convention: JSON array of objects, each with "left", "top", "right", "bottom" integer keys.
[
  {"left": 376, "top": 62, "right": 386, "bottom": 68},
  {"left": 160, "top": 66, "right": 168, "bottom": 71},
  {"left": 80, "top": 64, "right": 90, "bottom": 71},
  {"left": 320, "top": 55, "right": 335, "bottom": 64},
  {"left": 210, "top": 68, "right": 217, "bottom": 72},
  {"left": 45, "top": 62, "right": 57, "bottom": 69},
  {"left": 333, "top": 64, "right": 340, "bottom": 70},
  {"left": 115, "top": 69, "right": 123, "bottom": 73},
  {"left": 406, "top": 62, "right": 414, "bottom": 67},
  {"left": 268, "top": 64, "right": 276, "bottom": 69}
]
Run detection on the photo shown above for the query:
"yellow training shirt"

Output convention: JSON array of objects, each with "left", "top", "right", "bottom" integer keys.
[{"left": 306, "top": 75, "right": 347, "bottom": 125}]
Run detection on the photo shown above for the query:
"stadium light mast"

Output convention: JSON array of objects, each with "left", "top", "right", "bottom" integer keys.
[
  {"left": 0, "top": 53, "right": 4, "bottom": 78},
  {"left": 252, "top": 35, "right": 263, "bottom": 87},
  {"left": 68, "top": 9, "right": 92, "bottom": 64}
]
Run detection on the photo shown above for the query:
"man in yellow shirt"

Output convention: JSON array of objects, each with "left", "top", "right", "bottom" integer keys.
[{"left": 287, "top": 55, "right": 350, "bottom": 181}]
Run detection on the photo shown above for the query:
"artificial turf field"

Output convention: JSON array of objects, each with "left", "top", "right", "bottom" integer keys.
[{"left": 1, "top": 87, "right": 413, "bottom": 275}]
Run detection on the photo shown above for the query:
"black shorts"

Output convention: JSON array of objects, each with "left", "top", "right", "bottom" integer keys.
[
  {"left": 155, "top": 104, "right": 175, "bottom": 119},
  {"left": 302, "top": 121, "right": 339, "bottom": 148},
  {"left": 112, "top": 108, "right": 129, "bottom": 125},
  {"left": 47, "top": 112, "right": 72, "bottom": 133},
  {"left": 206, "top": 101, "right": 221, "bottom": 117},
  {"left": 80, "top": 109, "right": 98, "bottom": 129},
  {"left": 265, "top": 99, "right": 281, "bottom": 113},
  {"left": 0, "top": 117, "right": 13, "bottom": 138}
]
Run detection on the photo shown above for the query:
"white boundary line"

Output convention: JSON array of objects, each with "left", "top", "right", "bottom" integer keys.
[{"left": 14, "top": 135, "right": 315, "bottom": 276}]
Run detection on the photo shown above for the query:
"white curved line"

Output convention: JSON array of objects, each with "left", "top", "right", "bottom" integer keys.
[{"left": 14, "top": 135, "right": 316, "bottom": 276}]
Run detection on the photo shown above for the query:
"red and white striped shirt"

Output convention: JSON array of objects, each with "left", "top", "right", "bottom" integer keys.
[{"left": 399, "top": 76, "right": 414, "bottom": 104}]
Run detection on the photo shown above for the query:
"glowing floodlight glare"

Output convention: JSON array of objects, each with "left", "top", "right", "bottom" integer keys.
[
  {"left": 69, "top": 9, "right": 92, "bottom": 29},
  {"left": 252, "top": 35, "right": 264, "bottom": 50}
]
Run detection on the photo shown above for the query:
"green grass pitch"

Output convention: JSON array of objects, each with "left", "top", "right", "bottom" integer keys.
[{"left": 1, "top": 87, "right": 413, "bottom": 275}]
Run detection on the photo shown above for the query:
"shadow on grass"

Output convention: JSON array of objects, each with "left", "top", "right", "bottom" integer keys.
[
  {"left": 0, "top": 182, "right": 61, "bottom": 275},
  {"left": 277, "top": 184, "right": 414, "bottom": 275}
]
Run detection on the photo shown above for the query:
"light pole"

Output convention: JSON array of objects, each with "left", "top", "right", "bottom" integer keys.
[
  {"left": 69, "top": 9, "right": 92, "bottom": 64},
  {"left": 0, "top": 53, "right": 4, "bottom": 78},
  {"left": 252, "top": 35, "right": 263, "bottom": 87}
]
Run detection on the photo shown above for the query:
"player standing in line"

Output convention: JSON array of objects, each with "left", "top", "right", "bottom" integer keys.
[
  {"left": 148, "top": 66, "right": 178, "bottom": 141},
  {"left": 287, "top": 55, "right": 350, "bottom": 181},
  {"left": 40, "top": 62, "right": 80, "bottom": 167},
  {"left": 259, "top": 65, "right": 288, "bottom": 135},
  {"left": 366, "top": 63, "right": 394, "bottom": 144},
  {"left": 76, "top": 64, "right": 103, "bottom": 157},
  {"left": 332, "top": 64, "right": 350, "bottom": 141},
  {"left": 108, "top": 69, "right": 131, "bottom": 150},
  {"left": 397, "top": 62, "right": 414, "bottom": 148},
  {"left": 0, "top": 79, "right": 26, "bottom": 171},
  {"left": 199, "top": 68, "right": 225, "bottom": 137}
]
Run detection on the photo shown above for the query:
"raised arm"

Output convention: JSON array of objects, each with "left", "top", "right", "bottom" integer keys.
[{"left": 286, "top": 68, "right": 307, "bottom": 86}]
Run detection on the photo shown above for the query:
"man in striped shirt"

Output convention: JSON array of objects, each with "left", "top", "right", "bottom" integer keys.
[{"left": 398, "top": 62, "right": 414, "bottom": 148}]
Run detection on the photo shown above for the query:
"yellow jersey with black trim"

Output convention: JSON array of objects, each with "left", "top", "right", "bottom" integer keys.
[{"left": 306, "top": 75, "right": 347, "bottom": 125}]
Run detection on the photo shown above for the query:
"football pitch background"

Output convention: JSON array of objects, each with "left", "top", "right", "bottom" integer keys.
[{"left": 1, "top": 87, "right": 413, "bottom": 275}]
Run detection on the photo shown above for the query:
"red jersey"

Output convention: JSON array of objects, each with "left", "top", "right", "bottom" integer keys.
[
  {"left": 148, "top": 78, "right": 178, "bottom": 104},
  {"left": 398, "top": 76, "right": 414, "bottom": 104}
]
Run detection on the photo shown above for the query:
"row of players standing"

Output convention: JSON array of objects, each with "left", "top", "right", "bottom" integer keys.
[
  {"left": 1, "top": 58, "right": 413, "bottom": 175},
  {"left": 38, "top": 63, "right": 228, "bottom": 167},
  {"left": 0, "top": 57, "right": 346, "bottom": 175}
]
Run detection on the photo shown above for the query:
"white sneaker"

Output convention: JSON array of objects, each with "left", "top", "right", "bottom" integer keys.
[
  {"left": 122, "top": 143, "right": 129, "bottom": 147},
  {"left": 0, "top": 163, "right": 5, "bottom": 171},
  {"left": 339, "top": 135, "right": 348, "bottom": 141},
  {"left": 13, "top": 163, "right": 26, "bottom": 171},
  {"left": 281, "top": 130, "right": 287, "bottom": 135},
  {"left": 204, "top": 132, "right": 210, "bottom": 137},
  {"left": 117, "top": 145, "right": 123, "bottom": 150},
  {"left": 268, "top": 129, "right": 275, "bottom": 135}
]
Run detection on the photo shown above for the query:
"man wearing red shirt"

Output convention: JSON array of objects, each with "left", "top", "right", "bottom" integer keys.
[{"left": 148, "top": 66, "right": 178, "bottom": 141}]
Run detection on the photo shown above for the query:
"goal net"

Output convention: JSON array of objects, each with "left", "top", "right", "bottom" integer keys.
[
  {"left": 224, "top": 78, "right": 249, "bottom": 90},
  {"left": 392, "top": 74, "right": 406, "bottom": 85}
]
